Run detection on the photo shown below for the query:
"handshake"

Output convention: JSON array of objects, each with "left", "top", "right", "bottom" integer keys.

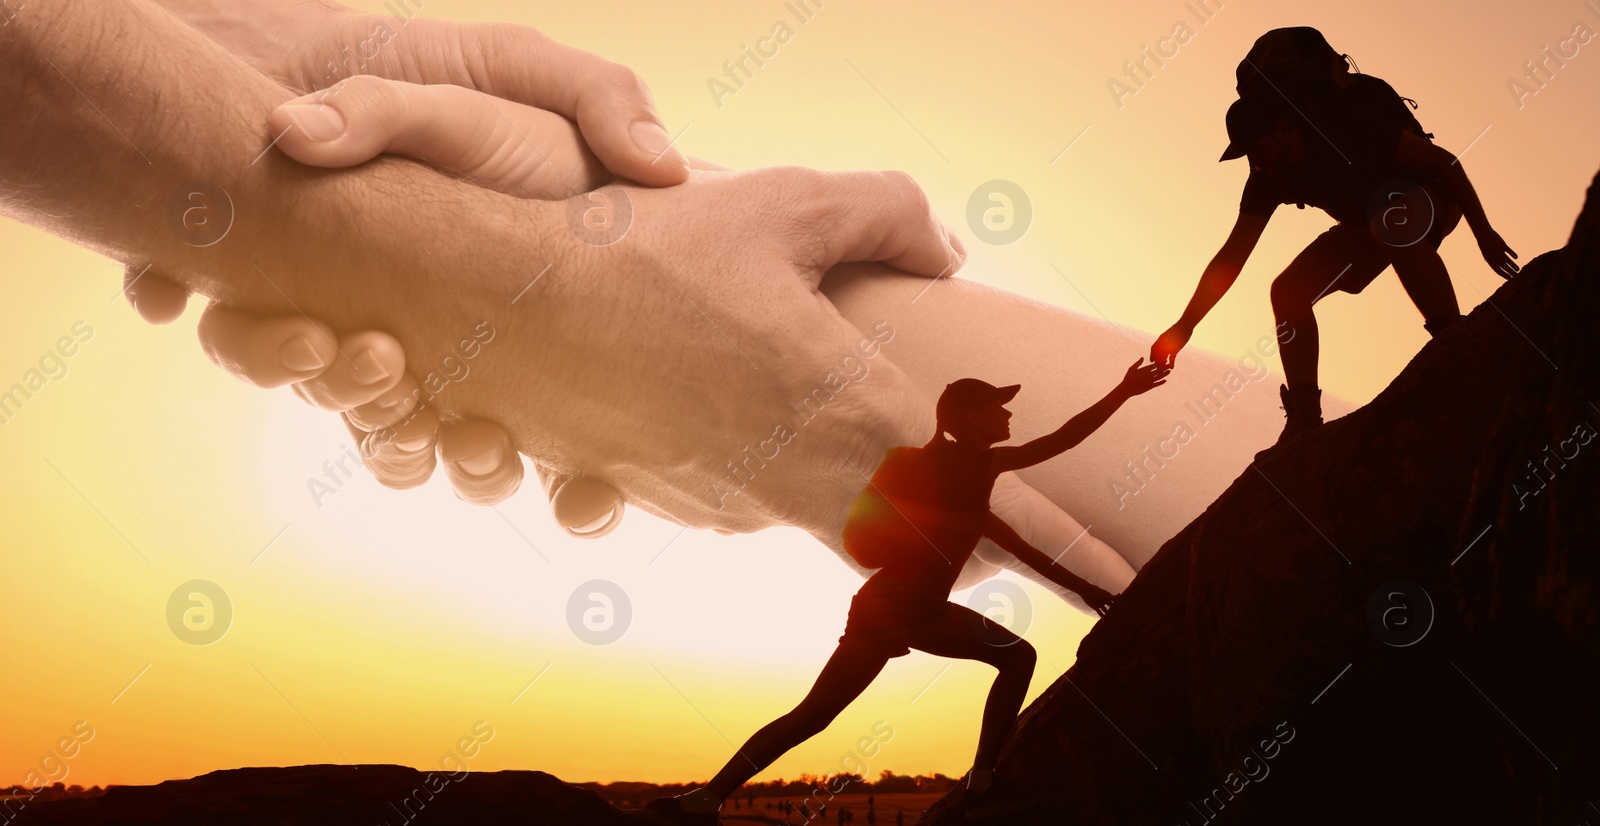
[
  {"left": 100, "top": 1, "right": 969, "bottom": 544},
  {"left": 8, "top": 0, "right": 1241, "bottom": 613}
]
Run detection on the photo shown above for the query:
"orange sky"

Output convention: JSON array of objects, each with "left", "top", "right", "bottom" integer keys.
[{"left": 2, "top": 0, "right": 1597, "bottom": 790}]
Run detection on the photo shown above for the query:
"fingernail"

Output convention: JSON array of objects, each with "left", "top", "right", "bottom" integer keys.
[
  {"left": 351, "top": 348, "right": 390, "bottom": 385},
  {"left": 278, "top": 335, "right": 327, "bottom": 372},
  {"left": 630, "top": 120, "right": 686, "bottom": 167},
  {"left": 282, "top": 103, "right": 346, "bottom": 142},
  {"left": 454, "top": 444, "right": 503, "bottom": 477},
  {"left": 394, "top": 433, "right": 431, "bottom": 452}
]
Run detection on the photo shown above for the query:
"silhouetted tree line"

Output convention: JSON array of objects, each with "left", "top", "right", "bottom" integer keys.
[{"left": 578, "top": 770, "right": 958, "bottom": 806}]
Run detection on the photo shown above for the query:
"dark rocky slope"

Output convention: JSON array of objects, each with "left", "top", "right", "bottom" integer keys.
[{"left": 920, "top": 172, "right": 1600, "bottom": 825}]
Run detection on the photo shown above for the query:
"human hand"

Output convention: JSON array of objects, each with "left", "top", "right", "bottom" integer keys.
[
  {"left": 178, "top": 87, "right": 967, "bottom": 540},
  {"left": 150, "top": 0, "right": 688, "bottom": 184},
  {"left": 123, "top": 0, "right": 687, "bottom": 523},
  {"left": 1150, "top": 323, "right": 1191, "bottom": 369},
  {"left": 1116, "top": 358, "right": 1170, "bottom": 397},
  {"left": 1476, "top": 227, "right": 1520, "bottom": 279},
  {"left": 130, "top": 0, "right": 688, "bottom": 320},
  {"left": 143, "top": 77, "right": 616, "bottom": 524}
]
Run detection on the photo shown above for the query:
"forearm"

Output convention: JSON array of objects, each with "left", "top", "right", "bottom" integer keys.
[
  {"left": 1438, "top": 160, "right": 1493, "bottom": 235},
  {"left": 1, "top": 1, "right": 568, "bottom": 415},
  {"left": 1175, "top": 256, "right": 1241, "bottom": 329},
  {"left": 821, "top": 264, "right": 1350, "bottom": 569},
  {"left": 1004, "top": 386, "right": 1131, "bottom": 469},
  {"left": 0, "top": 0, "right": 286, "bottom": 271},
  {"left": 984, "top": 512, "right": 1101, "bottom": 593},
  {"left": 1052, "top": 388, "right": 1131, "bottom": 452}
]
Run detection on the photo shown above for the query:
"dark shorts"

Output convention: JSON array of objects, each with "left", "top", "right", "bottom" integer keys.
[
  {"left": 837, "top": 571, "right": 948, "bottom": 659},
  {"left": 1307, "top": 183, "right": 1463, "bottom": 298}
]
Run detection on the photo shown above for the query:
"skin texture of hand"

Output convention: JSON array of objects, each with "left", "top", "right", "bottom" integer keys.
[{"left": 121, "top": 0, "right": 689, "bottom": 515}]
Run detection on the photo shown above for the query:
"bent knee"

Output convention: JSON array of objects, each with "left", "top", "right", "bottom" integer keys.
[
  {"left": 783, "top": 704, "right": 841, "bottom": 738},
  {"left": 997, "top": 639, "right": 1037, "bottom": 672},
  {"left": 1269, "top": 275, "right": 1315, "bottom": 313}
]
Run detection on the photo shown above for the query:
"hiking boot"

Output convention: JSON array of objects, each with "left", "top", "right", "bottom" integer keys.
[
  {"left": 963, "top": 773, "right": 1039, "bottom": 820},
  {"left": 1274, "top": 383, "right": 1323, "bottom": 446},
  {"left": 640, "top": 793, "right": 719, "bottom": 825},
  {"left": 1424, "top": 313, "right": 1464, "bottom": 338}
]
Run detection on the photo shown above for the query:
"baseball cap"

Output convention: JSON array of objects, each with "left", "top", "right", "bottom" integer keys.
[
  {"left": 1219, "top": 96, "right": 1285, "bottom": 162},
  {"left": 936, "top": 378, "right": 1020, "bottom": 428}
]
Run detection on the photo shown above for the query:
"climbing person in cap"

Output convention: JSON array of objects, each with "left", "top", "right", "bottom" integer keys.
[
  {"left": 1150, "top": 27, "right": 1520, "bottom": 446},
  {"left": 644, "top": 359, "right": 1168, "bottom": 824}
]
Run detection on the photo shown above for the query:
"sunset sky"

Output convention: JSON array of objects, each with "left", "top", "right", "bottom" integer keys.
[{"left": 3, "top": 0, "right": 1597, "bottom": 790}]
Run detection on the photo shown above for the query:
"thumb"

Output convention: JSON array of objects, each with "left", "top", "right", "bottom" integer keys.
[
  {"left": 786, "top": 168, "right": 967, "bottom": 283},
  {"left": 407, "top": 21, "right": 692, "bottom": 186},
  {"left": 269, "top": 76, "right": 608, "bottom": 199}
]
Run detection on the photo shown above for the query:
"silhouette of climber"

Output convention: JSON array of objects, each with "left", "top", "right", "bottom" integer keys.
[
  {"left": 644, "top": 362, "right": 1168, "bottom": 824},
  {"left": 1151, "top": 27, "right": 1519, "bottom": 445}
]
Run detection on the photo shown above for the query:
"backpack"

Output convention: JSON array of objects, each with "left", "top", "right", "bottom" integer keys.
[
  {"left": 841, "top": 483, "right": 908, "bottom": 569},
  {"left": 1234, "top": 27, "right": 1432, "bottom": 143},
  {"left": 841, "top": 447, "right": 971, "bottom": 569}
]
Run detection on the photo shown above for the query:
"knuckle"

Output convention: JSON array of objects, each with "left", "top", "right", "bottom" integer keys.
[
  {"left": 331, "top": 73, "right": 405, "bottom": 116},
  {"left": 604, "top": 60, "right": 652, "bottom": 100},
  {"left": 881, "top": 169, "right": 929, "bottom": 210}
]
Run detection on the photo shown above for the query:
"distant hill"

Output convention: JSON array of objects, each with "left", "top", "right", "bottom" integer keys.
[{"left": 10, "top": 765, "right": 633, "bottom": 825}]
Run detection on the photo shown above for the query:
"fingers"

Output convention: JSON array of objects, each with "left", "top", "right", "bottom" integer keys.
[
  {"left": 787, "top": 169, "right": 966, "bottom": 282},
  {"left": 532, "top": 463, "right": 626, "bottom": 538},
  {"left": 121, "top": 265, "right": 189, "bottom": 325},
  {"left": 437, "top": 419, "right": 525, "bottom": 506},
  {"left": 354, "top": 18, "right": 691, "bottom": 185},
  {"left": 346, "top": 410, "right": 438, "bottom": 490},
  {"left": 1499, "top": 247, "right": 1520, "bottom": 278},
  {"left": 453, "top": 23, "right": 692, "bottom": 185},
  {"left": 290, "top": 330, "right": 405, "bottom": 411},
  {"left": 269, "top": 77, "right": 608, "bottom": 199},
  {"left": 196, "top": 304, "right": 340, "bottom": 388}
]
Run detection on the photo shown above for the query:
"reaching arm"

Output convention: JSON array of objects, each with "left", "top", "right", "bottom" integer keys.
[
  {"left": 1150, "top": 211, "right": 1269, "bottom": 367},
  {"left": 1392, "top": 130, "right": 1519, "bottom": 278},
  {"left": 984, "top": 511, "right": 1116, "bottom": 616},
  {"left": 991, "top": 359, "right": 1167, "bottom": 474}
]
